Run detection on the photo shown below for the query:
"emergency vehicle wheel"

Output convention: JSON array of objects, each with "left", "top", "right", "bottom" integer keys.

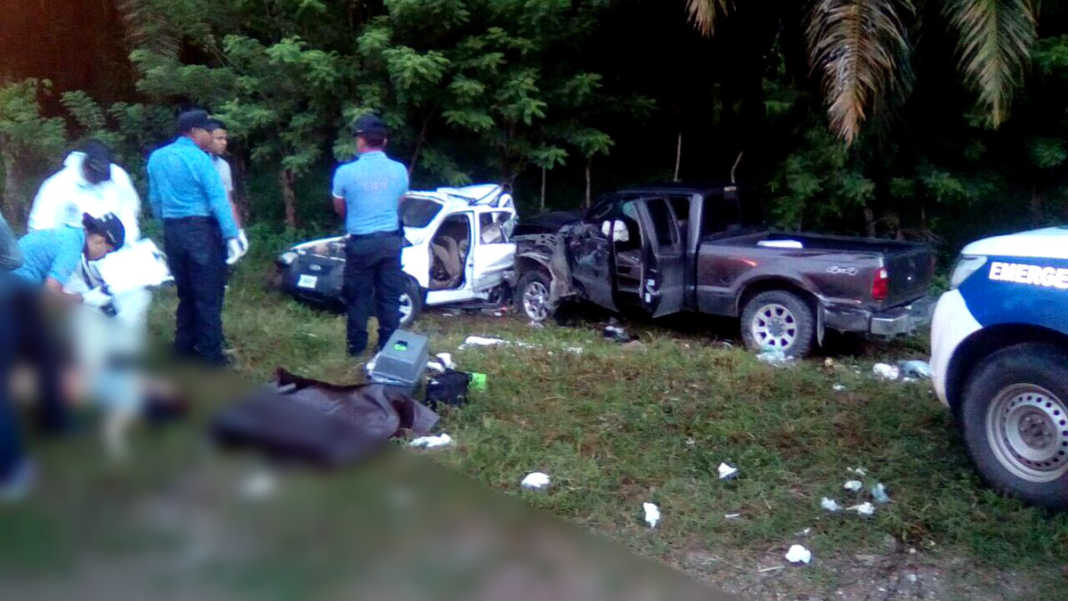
[
  {"left": 398, "top": 276, "right": 423, "bottom": 327},
  {"left": 961, "top": 343, "right": 1068, "bottom": 510},
  {"left": 740, "top": 290, "right": 815, "bottom": 358}
]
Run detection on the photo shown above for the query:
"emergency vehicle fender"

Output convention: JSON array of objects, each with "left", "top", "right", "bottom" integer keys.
[
  {"left": 401, "top": 244, "right": 430, "bottom": 289},
  {"left": 929, "top": 289, "right": 982, "bottom": 406}
]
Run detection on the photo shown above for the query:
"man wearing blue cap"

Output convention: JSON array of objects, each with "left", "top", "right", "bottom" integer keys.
[
  {"left": 147, "top": 109, "right": 241, "bottom": 366},
  {"left": 331, "top": 115, "right": 409, "bottom": 356}
]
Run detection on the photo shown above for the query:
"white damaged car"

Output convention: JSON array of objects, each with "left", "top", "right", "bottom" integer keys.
[{"left": 273, "top": 184, "right": 518, "bottom": 325}]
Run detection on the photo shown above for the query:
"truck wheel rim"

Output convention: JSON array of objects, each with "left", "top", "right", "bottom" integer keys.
[
  {"left": 751, "top": 303, "right": 798, "bottom": 351},
  {"left": 986, "top": 383, "right": 1068, "bottom": 483},
  {"left": 399, "top": 292, "right": 413, "bottom": 323},
  {"left": 523, "top": 281, "right": 550, "bottom": 321}
]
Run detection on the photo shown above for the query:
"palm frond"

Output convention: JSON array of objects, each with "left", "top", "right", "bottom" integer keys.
[
  {"left": 807, "top": 0, "right": 914, "bottom": 145},
  {"left": 116, "top": 0, "right": 181, "bottom": 59},
  {"left": 685, "top": 0, "right": 734, "bottom": 37},
  {"left": 945, "top": 0, "right": 1037, "bottom": 127}
]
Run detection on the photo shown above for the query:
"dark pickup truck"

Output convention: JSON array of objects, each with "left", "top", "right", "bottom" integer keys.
[{"left": 507, "top": 183, "right": 936, "bottom": 357}]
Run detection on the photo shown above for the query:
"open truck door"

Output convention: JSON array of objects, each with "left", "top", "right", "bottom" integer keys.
[
  {"left": 564, "top": 200, "right": 619, "bottom": 312},
  {"left": 634, "top": 197, "right": 686, "bottom": 318}
]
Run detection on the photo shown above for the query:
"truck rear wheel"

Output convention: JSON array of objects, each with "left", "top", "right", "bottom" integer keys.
[
  {"left": 740, "top": 290, "right": 815, "bottom": 358},
  {"left": 960, "top": 343, "right": 1068, "bottom": 510}
]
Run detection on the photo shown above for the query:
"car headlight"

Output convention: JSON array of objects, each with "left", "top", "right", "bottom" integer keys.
[
  {"left": 949, "top": 254, "right": 987, "bottom": 289},
  {"left": 277, "top": 251, "right": 298, "bottom": 266}
]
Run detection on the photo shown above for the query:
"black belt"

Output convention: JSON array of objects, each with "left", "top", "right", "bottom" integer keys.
[
  {"left": 164, "top": 216, "right": 216, "bottom": 224},
  {"left": 347, "top": 230, "right": 400, "bottom": 240}
]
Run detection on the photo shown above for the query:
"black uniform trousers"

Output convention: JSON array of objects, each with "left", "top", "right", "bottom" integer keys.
[
  {"left": 343, "top": 231, "right": 405, "bottom": 356},
  {"left": 164, "top": 217, "right": 227, "bottom": 365}
]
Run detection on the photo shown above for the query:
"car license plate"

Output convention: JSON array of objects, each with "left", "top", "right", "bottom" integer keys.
[{"left": 297, "top": 274, "right": 318, "bottom": 289}]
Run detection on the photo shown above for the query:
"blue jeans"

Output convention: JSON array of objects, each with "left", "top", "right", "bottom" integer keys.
[
  {"left": 0, "top": 278, "right": 22, "bottom": 479},
  {"left": 343, "top": 232, "right": 405, "bottom": 355},
  {"left": 164, "top": 218, "right": 226, "bottom": 365}
]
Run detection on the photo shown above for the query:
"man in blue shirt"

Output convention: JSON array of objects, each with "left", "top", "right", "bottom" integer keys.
[
  {"left": 331, "top": 115, "right": 410, "bottom": 356},
  {"left": 148, "top": 109, "right": 240, "bottom": 366}
]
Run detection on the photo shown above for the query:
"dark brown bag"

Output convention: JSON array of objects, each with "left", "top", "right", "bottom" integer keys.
[{"left": 212, "top": 368, "right": 439, "bottom": 466}]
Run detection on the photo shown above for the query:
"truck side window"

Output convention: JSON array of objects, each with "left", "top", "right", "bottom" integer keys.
[{"left": 645, "top": 198, "right": 680, "bottom": 249}]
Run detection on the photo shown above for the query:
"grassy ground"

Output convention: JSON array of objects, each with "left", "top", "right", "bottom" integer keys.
[{"left": 3, "top": 238, "right": 1067, "bottom": 600}]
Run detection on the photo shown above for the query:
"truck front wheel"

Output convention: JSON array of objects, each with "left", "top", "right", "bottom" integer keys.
[
  {"left": 740, "top": 290, "right": 815, "bottom": 358},
  {"left": 516, "top": 270, "right": 552, "bottom": 322},
  {"left": 960, "top": 343, "right": 1068, "bottom": 510}
]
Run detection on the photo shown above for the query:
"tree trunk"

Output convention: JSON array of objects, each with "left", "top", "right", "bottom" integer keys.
[
  {"left": 280, "top": 168, "right": 297, "bottom": 228},
  {"left": 863, "top": 206, "right": 876, "bottom": 238},
  {"left": 673, "top": 132, "right": 682, "bottom": 182},
  {"left": 233, "top": 150, "right": 251, "bottom": 225},
  {"left": 1, "top": 150, "right": 27, "bottom": 226},
  {"left": 1030, "top": 185, "right": 1044, "bottom": 225},
  {"left": 409, "top": 115, "right": 431, "bottom": 176},
  {"left": 584, "top": 160, "right": 592, "bottom": 208},
  {"left": 540, "top": 166, "right": 546, "bottom": 212}
]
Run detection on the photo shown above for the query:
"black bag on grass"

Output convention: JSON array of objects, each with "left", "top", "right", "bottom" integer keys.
[{"left": 425, "top": 369, "right": 471, "bottom": 409}]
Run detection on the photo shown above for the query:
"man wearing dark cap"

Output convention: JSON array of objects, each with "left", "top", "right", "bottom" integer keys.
[
  {"left": 331, "top": 114, "right": 409, "bottom": 356},
  {"left": 147, "top": 109, "right": 241, "bottom": 366}
]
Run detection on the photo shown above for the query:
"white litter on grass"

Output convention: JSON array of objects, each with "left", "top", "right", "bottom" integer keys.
[
  {"left": 847, "top": 502, "right": 876, "bottom": 516},
  {"left": 873, "top": 363, "right": 900, "bottom": 380},
  {"left": 871, "top": 483, "right": 891, "bottom": 503},
  {"left": 844, "top": 480, "right": 863, "bottom": 492},
  {"left": 785, "top": 544, "right": 812, "bottom": 564},
  {"left": 820, "top": 497, "right": 841, "bottom": 512},
  {"left": 724, "top": 513, "right": 741, "bottom": 519},
  {"left": 643, "top": 502, "right": 661, "bottom": 528},
  {"left": 436, "top": 353, "right": 455, "bottom": 369},
  {"left": 239, "top": 470, "right": 277, "bottom": 500},
  {"left": 520, "top": 472, "right": 551, "bottom": 490},
  {"left": 833, "top": 384, "right": 846, "bottom": 392},
  {"left": 409, "top": 433, "right": 453, "bottom": 449},
  {"left": 565, "top": 346, "right": 584, "bottom": 355},
  {"left": 848, "top": 467, "right": 867, "bottom": 476},
  {"left": 718, "top": 462, "right": 739, "bottom": 480},
  {"left": 756, "top": 348, "right": 794, "bottom": 366},
  {"left": 460, "top": 336, "right": 509, "bottom": 349},
  {"left": 899, "top": 360, "right": 931, "bottom": 379}
]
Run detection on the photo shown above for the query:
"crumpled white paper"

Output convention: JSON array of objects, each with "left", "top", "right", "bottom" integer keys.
[
  {"left": 872, "top": 363, "right": 900, "bottom": 380},
  {"left": 520, "top": 472, "right": 551, "bottom": 490},
  {"left": 717, "top": 462, "right": 739, "bottom": 480},
  {"left": 643, "top": 502, "right": 660, "bottom": 528},
  {"left": 843, "top": 480, "right": 863, "bottom": 492},
  {"left": 820, "top": 497, "right": 841, "bottom": 512},
  {"left": 409, "top": 433, "right": 453, "bottom": 449},
  {"left": 847, "top": 502, "right": 876, "bottom": 516},
  {"left": 785, "top": 544, "right": 811, "bottom": 564}
]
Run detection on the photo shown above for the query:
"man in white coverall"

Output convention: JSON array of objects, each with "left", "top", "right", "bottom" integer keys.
[{"left": 28, "top": 140, "right": 158, "bottom": 458}]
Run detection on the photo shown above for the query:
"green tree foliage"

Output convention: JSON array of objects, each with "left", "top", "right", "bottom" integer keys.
[{"left": 0, "top": 79, "right": 68, "bottom": 222}]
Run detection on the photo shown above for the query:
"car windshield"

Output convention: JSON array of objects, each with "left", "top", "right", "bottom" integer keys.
[{"left": 400, "top": 196, "right": 443, "bottom": 228}]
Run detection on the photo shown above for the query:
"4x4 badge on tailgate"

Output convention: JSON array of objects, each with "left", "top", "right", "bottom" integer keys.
[{"left": 826, "top": 265, "right": 858, "bottom": 276}]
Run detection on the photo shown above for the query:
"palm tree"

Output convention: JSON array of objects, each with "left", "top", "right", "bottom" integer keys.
[{"left": 685, "top": 0, "right": 1039, "bottom": 144}]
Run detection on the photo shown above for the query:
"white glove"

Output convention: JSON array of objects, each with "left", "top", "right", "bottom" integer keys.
[
  {"left": 226, "top": 238, "right": 242, "bottom": 265},
  {"left": 237, "top": 229, "right": 249, "bottom": 255},
  {"left": 82, "top": 286, "right": 113, "bottom": 308}
]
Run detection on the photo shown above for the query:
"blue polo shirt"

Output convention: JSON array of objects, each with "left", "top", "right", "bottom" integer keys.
[
  {"left": 331, "top": 151, "right": 409, "bottom": 235},
  {"left": 147, "top": 136, "right": 239, "bottom": 239},
  {"left": 12, "top": 227, "right": 85, "bottom": 286}
]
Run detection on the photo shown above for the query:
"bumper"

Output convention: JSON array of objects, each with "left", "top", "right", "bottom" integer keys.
[{"left": 869, "top": 295, "right": 937, "bottom": 336}]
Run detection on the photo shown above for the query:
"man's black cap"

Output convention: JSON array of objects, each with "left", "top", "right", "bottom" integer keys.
[
  {"left": 82, "top": 139, "right": 112, "bottom": 183},
  {"left": 177, "top": 109, "right": 212, "bottom": 134},
  {"left": 83, "top": 212, "right": 126, "bottom": 249},
  {"left": 351, "top": 114, "right": 388, "bottom": 137}
]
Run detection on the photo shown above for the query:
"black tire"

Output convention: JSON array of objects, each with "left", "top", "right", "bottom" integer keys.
[
  {"left": 515, "top": 269, "right": 552, "bottom": 322},
  {"left": 398, "top": 276, "right": 424, "bottom": 327},
  {"left": 740, "top": 290, "right": 815, "bottom": 358},
  {"left": 960, "top": 343, "right": 1068, "bottom": 510}
]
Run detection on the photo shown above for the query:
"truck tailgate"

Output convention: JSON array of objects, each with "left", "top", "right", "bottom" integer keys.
[{"left": 884, "top": 245, "right": 934, "bottom": 306}]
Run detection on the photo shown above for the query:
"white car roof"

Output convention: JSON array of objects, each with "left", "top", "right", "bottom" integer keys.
[{"left": 409, "top": 184, "right": 514, "bottom": 213}]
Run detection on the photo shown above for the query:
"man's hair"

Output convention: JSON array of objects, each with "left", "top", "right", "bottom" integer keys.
[
  {"left": 205, "top": 118, "right": 226, "bottom": 132},
  {"left": 177, "top": 109, "right": 211, "bottom": 134},
  {"left": 360, "top": 131, "right": 387, "bottom": 147}
]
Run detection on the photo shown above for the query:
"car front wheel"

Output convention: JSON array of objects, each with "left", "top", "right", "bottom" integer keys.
[
  {"left": 960, "top": 343, "right": 1068, "bottom": 510},
  {"left": 516, "top": 270, "right": 552, "bottom": 322},
  {"left": 398, "top": 276, "right": 424, "bottom": 327}
]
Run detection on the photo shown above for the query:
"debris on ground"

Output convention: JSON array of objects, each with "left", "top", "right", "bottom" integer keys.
[
  {"left": 459, "top": 335, "right": 509, "bottom": 349},
  {"left": 847, "top": 502, "right": 876, "bottom": 516},
  {"left": 724, "top": 513, "right": 741, "bottom": 519},
  {"left": 758, "top": 565, "right": 785, "bottom": 573},
  {"left": 717, "top": 462, "right": 739, "bottom": 480},
  {"left": 844, "top": 480, "right": 863, "bottom": 492},
  {"left": 604, "top": 320, "right": 633, "bottom": 343},
  {"left": 832, "top": 384, "right": 846, "bottom": 392},
  {"left": 872, "top": 363, "right": 901, "bottom": 380},
  {"left": 848, "top": 466, "right": 867, "bottom": 476},
  {"left": 756, "top": 347, "right": 795, "bottom": 366},
  {"left": 871, "top": 482, "right": 891, "bottom": 503},
  {"left": 565, "top": 346, "right": 585, "bottom": 355},
  {"left": 528, "top": 320, "right": 544, "bottom": 329},
  {"left": 643, "top": 502, "right": 661, "bottom": 528},
  {"left": 520, "top": 472, "right": 551, "bottom": 490},
  {"left": 239, "top": 469, "right": 277, "bottom": 500},
  {"left": 785, "top": 544, "right": 812, "bottom": 564},
  {"left": 820, "top": 497, "right": 841, "bottom": 512},
  {"left": 409, "top": 433, "right": 453, "bottom": 449},
  {"left": 899, "top": 360, "right": 932, "bottom": 379},
  {"left": 469, "top": 372, "right": 487, "bottom": 392},
  {"left": 621, "top": 340, "right": 646, "bottom": 351}
]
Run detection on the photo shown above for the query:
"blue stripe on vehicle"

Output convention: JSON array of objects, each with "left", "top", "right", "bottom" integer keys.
[{"left": 958, "top": 256, "right": 1068, "bottom": 332}]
